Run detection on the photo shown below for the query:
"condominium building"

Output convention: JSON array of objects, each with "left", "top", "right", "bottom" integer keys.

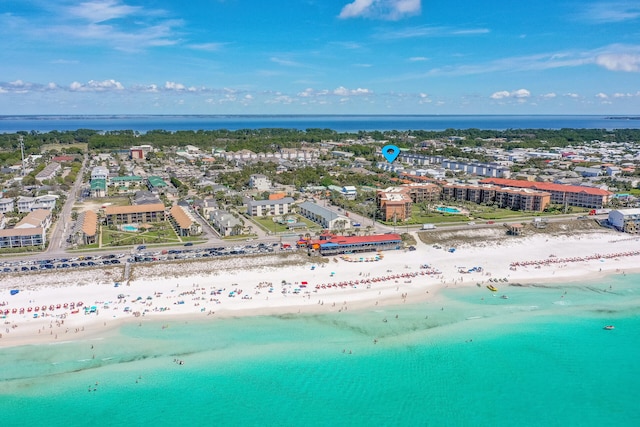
[
  {"left": 169, "top": 205, "right": 202, "bottom": 236},
  {"left": 442, "top": 182, "right": 551, "bottom": 212},
  {"left": 608, "top": 208, "right": 640, "bottom": 234},
  {"left": 297, "top": 201, "right": 351, "bottom": 230},
  {"left": 246, "top": 197, "right": 295, "bottom": 217},
  {"left": 480, "top": 178, "right": 613, "bottom": 209},
  {"left": 376, "top": 183, "right": 441, "bottom": 221},
  {"left": 103, "top": 203, "right": 166, "bottom": 225}
]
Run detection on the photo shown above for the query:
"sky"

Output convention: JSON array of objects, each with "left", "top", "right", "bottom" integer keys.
[{"left": 0, "top": 0, "right": 639, "bottom": 115}]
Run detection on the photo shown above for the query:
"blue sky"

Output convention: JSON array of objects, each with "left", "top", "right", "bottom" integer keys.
[{"left": 1, "top": 0, "right": 639, "bottom": 115}]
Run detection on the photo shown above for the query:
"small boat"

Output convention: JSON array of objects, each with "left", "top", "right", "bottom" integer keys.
[
  {"left": 603, "top": 325, "right": 615, "bottom": 330},
  {"left": 501, "top": 295, "right": 509, "bottom": 299},
  {"left": 486, "top": 284, "right": 498, "bottom": 292}
]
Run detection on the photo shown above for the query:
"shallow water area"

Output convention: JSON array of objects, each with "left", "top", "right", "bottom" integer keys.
[{"left": 1, "top": 274, "right": 639, "bottom": 426}]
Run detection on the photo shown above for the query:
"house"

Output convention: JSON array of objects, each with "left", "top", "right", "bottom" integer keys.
[
  {"left": 52, "top": 155, "right": 77, "bottom": 163},
  {"left": 15, "top": 209, "right": 52, "bottom": 230},
  {"left": 574, "top": 166, "right": 602, "bottom": 177},
  {"left": 210, "top": 210, "right": 244, "bottom": 236},
  {"left": 90, "top": 179, "right": 107, "bottom": 198},
  {"left": 192, "top": 199, "right": 218, "bottom": 217},
  {"left": 0, "top": 213, "right": 5, "bottom": 230},
  {"left": 606, "top": 166, "right": 621, "bottom": 177},
  {"left": 169, "top": 205, "right": 202, "bottom": 236},
  {"left": 297, "top": 201, "right": 351, "bottom": 230},
  {"left": 130, "top": 145, "right": 153, "bottom": 160},
  {"left": 133, "top": 191, "right": 162, "bottom": 206},
  {"left": 147, "top": 176, "right": 169, "bottom": 194},
  {"left": 109, "top": 176, "right": 143, "bottom": 190},
  {"left": 35, "top": 162, "right": 61, "bottom": 183},
  {"left": 16, "top": 195, "right": 58, "bottom": 213},
  {"left": 0, "top": 198, "right": 14, "bottom": 213},
  {"left": 608, "top": 208, "right": 640, "bottom": 234},
  {"left": 91, "top": 166, "right": 109, "bottom": 181},
  {"left": 246, "top": 197, "right": 295, "bottom": 217},
  {"left": 249, "top": 174, "right": 271, "bottom": 191}
]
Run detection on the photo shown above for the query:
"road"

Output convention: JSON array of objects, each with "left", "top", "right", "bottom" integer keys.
[{"left": 46, "top": 155, "right": 87, "bottom": 257}]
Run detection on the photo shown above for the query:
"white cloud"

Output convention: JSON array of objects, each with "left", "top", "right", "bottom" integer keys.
[
  {"left": 69, "top": 1, "right": 141, "bottom": 23},
  {"left": 490, "top": 90, "right": 510, "bottom": 100},
  {"left": 541, "top": 93, "right": 557, "bottom": 98},
  {"left": 164, "top": 81, "right": 186, "bottom": 91},
  {"left": 564, "top": 93, "right": 580, "bottom": 98},
  {"left": 333, "top": 86, "right": 372, "bottom": 96},
  {"left": 339, "top": 0, "right": 421, "bottom": 20},
  {"left": 69, "top": 79, "right": 124, "bottom": 91},
  {"left": 595, "top": 53, "right": 640, "bottom": 72},
  {"left": 579, "top": 2, "right": 640, "bottom": 23},
  {"left": 595, "top": 92, "right": 608, "bottom": 99},
  {"left": 451, "top": 28, "right": 490, "bottom": 35},
  {"left": 490, "top": 89, "right": 530, "bottom": 100},
  {"left": 511, "top": 89, "right": 531, "bottom": 98},
  {"left": 188, "top": 42, "right": 226, "bottom": 52},
  {"left": 409, "top": 56, "right": 429, "bottom": 62}
]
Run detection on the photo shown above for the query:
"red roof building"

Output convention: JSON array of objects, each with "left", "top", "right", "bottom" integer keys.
[
  {"left": 307, "top": 233, "right": 403, "bottom": 256},
  {"left": 479, "top": 178, "right": 612, "bottom": 209}
]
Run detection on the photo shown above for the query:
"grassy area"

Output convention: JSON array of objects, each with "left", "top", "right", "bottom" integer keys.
[
  {"left": 41, "top": 142, "right": 88, "bottom": 153},
  {"left": 100, "top": 224, "right": 181, "bottom": 247},
  {"left": 91, "top": 197, "right": 131, "bottom": 207},
  {"left": 251, "top": 215, "right": 320, "bottom": 233}
]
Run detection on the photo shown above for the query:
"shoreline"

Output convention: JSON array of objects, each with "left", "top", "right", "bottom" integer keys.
[{"left": 1, "top": 231, "right": 639, "bottom": 348}]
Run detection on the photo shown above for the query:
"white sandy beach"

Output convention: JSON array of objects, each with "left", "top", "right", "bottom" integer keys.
[{"left": 1, "top": 230, "right": 639, "bottom": 347}]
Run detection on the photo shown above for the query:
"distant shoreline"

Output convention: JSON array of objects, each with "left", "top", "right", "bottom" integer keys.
[{"left": 2, "top": 114, "right": 640, "bottom": 134}]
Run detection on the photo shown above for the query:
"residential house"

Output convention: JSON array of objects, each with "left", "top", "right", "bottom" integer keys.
[
  {"left": 608, "top": 208, "right": 640, "bottom": 234},
  {"left": 15, "top": 209, "right": 52, "bottom": 230},
  {"left": 35, "top": 162, "right": 61, "bottom": 183},
  {"left": 147, "top": 176, "right": 169, "bottom": 194},
  {"left": 249, "top": 174, "right": 271, "bottom": 191},
  {"left": 210, "top": 210, "right": 244, "bottom": 237},
  {"left": 0, "top": 198, "right": 14, "bottom": 213}
]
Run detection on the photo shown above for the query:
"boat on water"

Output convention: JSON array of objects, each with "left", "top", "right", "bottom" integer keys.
[
  {"left": 486, "top": 284, "right": 498, "bottom": 292},
  {"left": 603, "top": 325, "right": 615, "bottom": 330},
  {"left": 500, "top": 295, "right": 509, "bottom": 299}
]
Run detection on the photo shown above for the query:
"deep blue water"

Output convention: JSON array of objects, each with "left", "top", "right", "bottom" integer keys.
[{"left": 1, "top": 114, "right": 639, "bottom": 133}]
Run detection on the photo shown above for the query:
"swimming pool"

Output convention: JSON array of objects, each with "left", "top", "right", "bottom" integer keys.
[
  {"left": 435, "top": 206, "right": 462, "bottom": 214},
  {"left": 122, "top": 225, "right": 138, "bottom": 232}
]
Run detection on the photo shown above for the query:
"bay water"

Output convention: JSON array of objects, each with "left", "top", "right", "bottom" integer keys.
[
  {"left": 1, "top": 114, "right": 639, "bottom": 134},
  {"left": 1, "top": 273, "right": 639, "bottom": 426}
]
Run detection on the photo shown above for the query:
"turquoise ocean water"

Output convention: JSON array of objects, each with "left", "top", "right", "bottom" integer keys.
[{"left": 1, "top": 273, "right": 639, "bottom": 426}]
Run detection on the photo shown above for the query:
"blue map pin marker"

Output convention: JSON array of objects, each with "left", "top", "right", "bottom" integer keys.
[{"left": 382, "top": 145, "right": 400, "bottom": 163}]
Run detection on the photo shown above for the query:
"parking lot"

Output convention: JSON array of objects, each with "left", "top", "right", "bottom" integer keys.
[{"left": 0, "top": 242, "right": 286, "bottom": 274}]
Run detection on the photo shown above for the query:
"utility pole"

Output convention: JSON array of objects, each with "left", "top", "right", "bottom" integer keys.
[{"left": 19, "top": 136, "right": 25, "bottom": 176}]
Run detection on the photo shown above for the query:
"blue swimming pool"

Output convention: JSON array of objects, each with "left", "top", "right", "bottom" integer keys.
[
  {"left": 122, "top": 225, "right": 138, "bottom": 232},
  {"left": 435, "top": 206, "right": 461, "bottom": 214}
]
